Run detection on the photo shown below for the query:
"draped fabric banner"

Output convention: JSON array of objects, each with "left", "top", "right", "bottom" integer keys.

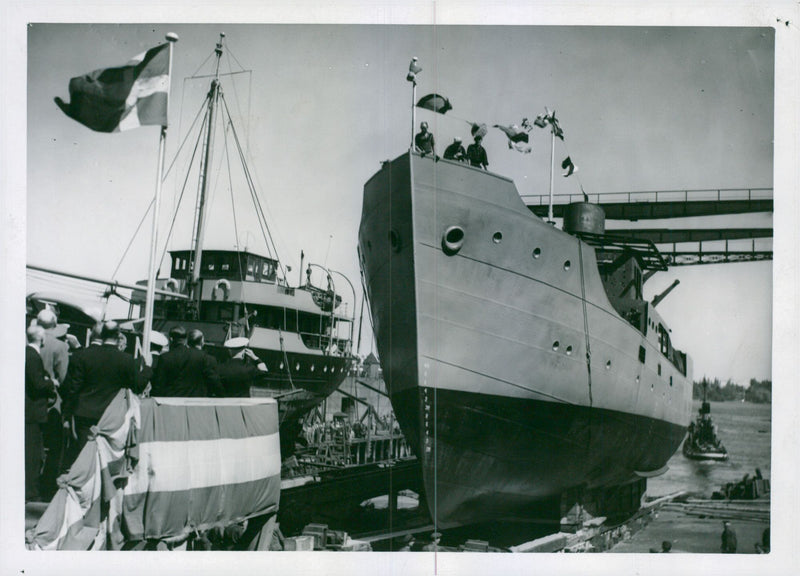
[{"left": 27, "top": 393, "right": 281, "bottom": 550}]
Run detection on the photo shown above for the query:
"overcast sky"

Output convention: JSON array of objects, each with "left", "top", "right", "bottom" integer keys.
[{"left": 25, "top": 23, "right": 774, "bottom": 384}]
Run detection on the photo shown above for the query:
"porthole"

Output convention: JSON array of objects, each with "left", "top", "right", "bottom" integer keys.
[
  {"left": 442, "top": 226, "right": 465, "bottom": 255},
  {"left": 492, "top": 231, "right": 503, "bottom": 244},
  {"left": 532, "top": 247, "right": 541, "bottom": 259},
  {"left": 636, "top": 375, "right": 640, "bottom": 383},
  {"left": 564, "top": 260, "right": 571, "bottom": 271},
  {"left": 311, "top": 365, "right": 316, "bottom": 372},
  {"left": 295, "top": 363, "right": 300, "bottom": 371},
  {"left": 324, "top": 366, "right": 328, "bottom": 373},
  {"left": 566, "top": 345, "right": 573, "bottom": 355},
  {"left": 552, "top": 341, "right": 560, "bottom": 351},
  {"left": 279, "top": 362, "right": 284, "bottom": 370},
  {"left": 605, "top": 360, "right": 612, "bottom": 370}
]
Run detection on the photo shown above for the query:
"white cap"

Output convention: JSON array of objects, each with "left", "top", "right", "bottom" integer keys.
[
  {"left": 224, "top": 337, "right": 250, "bottom": 349},
  {"left": 150, "top": 331, "right": 169, "bottom": 348},
  {"left": 52, "top": 323, "right": 70, "bottom": 338}
]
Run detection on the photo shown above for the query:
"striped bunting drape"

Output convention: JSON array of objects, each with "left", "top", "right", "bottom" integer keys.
[{"left": 27, "top": 392, "right": 281, "bottom": 550}]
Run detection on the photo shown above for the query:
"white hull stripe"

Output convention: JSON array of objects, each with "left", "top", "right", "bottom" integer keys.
[{"left": 124, "top": 433, "right": 281, "bottom": 494}]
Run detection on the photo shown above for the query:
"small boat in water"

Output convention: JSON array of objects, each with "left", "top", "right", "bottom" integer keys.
[{"left": 682, "top": 383, "right": 728, "bottom": 461}]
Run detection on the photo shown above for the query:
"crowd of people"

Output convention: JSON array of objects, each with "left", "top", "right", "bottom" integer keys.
[
  {"left": 25, "top": 310, "right": 269, "bottom": 503},
  {"left": 415, "top": 121, "right": 489, "bottom": 170}
]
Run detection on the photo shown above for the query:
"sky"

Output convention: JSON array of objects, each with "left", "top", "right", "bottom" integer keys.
[
  {"left": 3, "top": 3, "right": 799, "bottom": 576},
  {"left": 23, "top": 23, "right": 776, "bottom": 384}
]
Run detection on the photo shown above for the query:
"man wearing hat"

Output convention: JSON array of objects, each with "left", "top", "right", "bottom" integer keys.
[
  {"left": 217, "top": 337, "right": 268, "bottom": 397},
  {"left": 443, "top": 137, "right": 466, "bottom": 161},
  {"left": 152, "top": 326, "right": 222, "bottom": 397},
  {"left": 137, "top": 330, "right": 168, "bottom": 394}
]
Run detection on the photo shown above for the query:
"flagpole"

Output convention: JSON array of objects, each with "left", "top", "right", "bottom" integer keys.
[
  {"left": 142, "top": 32, "right": 178, "bottom": 364},
  {"left": 411, "top": 77, "right": 417, "bottom": 149},
  {"left": 548, "top": 126, "right": 555, "bottom": 224}
]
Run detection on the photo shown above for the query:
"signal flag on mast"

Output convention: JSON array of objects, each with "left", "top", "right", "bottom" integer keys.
[{"left": 55, "top": 41, "right": 172, "bottom": 133}]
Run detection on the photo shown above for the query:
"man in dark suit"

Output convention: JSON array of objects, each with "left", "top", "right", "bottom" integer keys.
[
  {"left": 217, "top": 337, "right": 268, "bottom": 397},
  {"left": 151, "top": 326, "right": 222, "bottom": 397},
  {"left": 61, "top": 321, "right": 145, "bottom": 454},
  {"left": 26, "top": 325, "right": 57, "bottom": 502}
]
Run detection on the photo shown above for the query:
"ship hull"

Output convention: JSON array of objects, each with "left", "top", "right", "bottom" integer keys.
[
  {"left": 358, "top": 152, "right": 692, "bottom": 527},
  {"left": 392, "top": 386, "right": 685, "bottom": 525}
]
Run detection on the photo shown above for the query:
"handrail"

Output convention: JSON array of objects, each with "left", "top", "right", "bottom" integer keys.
[{"left": 522, "top": 187, "right": 773, "bottom": 206}]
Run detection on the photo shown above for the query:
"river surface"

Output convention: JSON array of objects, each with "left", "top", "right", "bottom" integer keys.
[{"left": 648, "top": 400, "right": 772, "bottom": 498}]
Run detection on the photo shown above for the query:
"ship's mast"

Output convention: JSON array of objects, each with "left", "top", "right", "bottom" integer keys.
[{"left": 189, "top": 33, "right": 225, "bottom": 310}]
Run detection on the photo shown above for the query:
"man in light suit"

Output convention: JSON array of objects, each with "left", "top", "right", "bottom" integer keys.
[{"left": 25, "top": 325, "right": 56, "bottom": 502}]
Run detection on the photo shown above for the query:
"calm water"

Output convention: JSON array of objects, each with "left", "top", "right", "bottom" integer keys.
[{"left": 648, "top": 400, "right": 772, "bottom": 498}]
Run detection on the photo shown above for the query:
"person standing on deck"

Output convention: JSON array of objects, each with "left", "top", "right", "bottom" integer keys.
[
  {"left": 217, "top": 337, "right": 268, "bottom": 397},
  {"left": 721, "top": 521, "right": 738, "bottom": 553},
  {"left": 33, "top": 311, "right": 70, "bottom": 500},
  {"left": 443, "top": 137, "right": 466, "bottom": 161},
  {"left": 151, "top": 326, "right": 222, "bottom": 397},
  {"left": 35, "top": 309, "right": 69, "bottom": 386},
  {"left": 414, "top": 121, "right": 435, "bottom": 157},
  {"left": 25, "top": 325, "right": 57, "bottom": 502},
  {"left": 60, "top": 321, "right": 144, "bottom": 456},
  {"left": 466, "top": 134, "right": 489, "bottom": 170}
]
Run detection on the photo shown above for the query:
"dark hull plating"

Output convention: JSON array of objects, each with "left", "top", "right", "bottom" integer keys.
[{"left": 392, "top": 386, "right": 685, "bottom": 525}]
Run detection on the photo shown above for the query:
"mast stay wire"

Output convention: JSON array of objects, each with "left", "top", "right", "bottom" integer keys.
[
  {"left": 222, "top": 116, "right": 251, "bottom": 316},
  {"left": 156, "top": 111, "right": 209, "bottom": 276},
  {"left": 109, "top": 96, "right": 207, "bottom": 283},
  {"left": 222, "top": 45, "right": 253, "bottom": 151},
  {"left": 220, "top": 94, "right": 288, "bottom": 280}
]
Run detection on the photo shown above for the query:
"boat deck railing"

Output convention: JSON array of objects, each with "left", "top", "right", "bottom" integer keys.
[{"left": 523, "top": 187, "right": 773, "bottom": 207}]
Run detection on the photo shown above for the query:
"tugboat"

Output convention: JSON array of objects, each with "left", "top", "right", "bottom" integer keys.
[{"left": 682, "top": 382, "right": 728, "bottom": 460}]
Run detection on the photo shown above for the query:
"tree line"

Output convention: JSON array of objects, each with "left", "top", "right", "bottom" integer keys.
[{"left": 693, "top": 376, "right": 772, "bottom": 404}]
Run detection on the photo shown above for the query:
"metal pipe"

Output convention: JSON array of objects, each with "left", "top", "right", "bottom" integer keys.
[{"left": 26, "top": 264, "right": 188, "bottom": 299}]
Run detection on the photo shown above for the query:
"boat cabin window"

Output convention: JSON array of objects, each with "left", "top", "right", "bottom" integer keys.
[
  {"left": 200, "top": 302, "right": 237, "bottom": 323},
  {"left": 170, "top": 250, "right": 277, "bottom": 283}
]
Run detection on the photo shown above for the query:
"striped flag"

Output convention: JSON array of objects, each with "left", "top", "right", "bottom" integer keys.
[
  {"left": 54, "top": 42, "right": 171, "bottom": 133},
  {"left": 26, "top": 392, "right": 281, "bottom": 550}
]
